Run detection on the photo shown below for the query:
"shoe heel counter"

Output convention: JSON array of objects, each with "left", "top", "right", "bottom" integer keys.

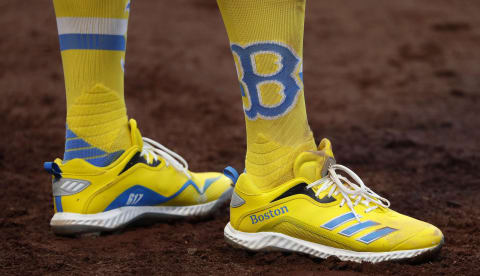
[
  {"left": 52, "top": 177, "right": 91, "bottom": 213},
  {"left": 229, "top": 173, "right": 259, "bottom": 229},
  {"left": 229, "top": 187, "right": 246, "bottom": 229}
]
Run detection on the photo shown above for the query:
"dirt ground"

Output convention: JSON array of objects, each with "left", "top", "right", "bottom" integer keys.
[{"left": 1, "top": 0, "right": 479, "bottom": 275}]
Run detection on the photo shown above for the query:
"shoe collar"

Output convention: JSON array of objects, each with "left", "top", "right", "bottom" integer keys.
[{"left": 293, "top": 138, "right": 336, "bottom": 183}]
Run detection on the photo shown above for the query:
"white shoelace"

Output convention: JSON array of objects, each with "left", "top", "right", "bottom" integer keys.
[
  {"left": 306, "top": 164, "right": 390, "bottom": 221},
  {"left": 140, "top": 137, "right": 191, "bottom": 179}
]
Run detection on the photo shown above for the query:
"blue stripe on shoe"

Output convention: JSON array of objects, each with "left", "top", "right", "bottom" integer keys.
[
  {"left": 339, "top": 220, "right": 379, "bottom": 237},
  {"left": 357, "top": 227, "right": 397, "bottom": 244},
  {"left": 203, "top": 176, "right": 221, "bottom": 192},
  {"left": 55, "top": 196, "right": 63, "bottom": 212},
  {"left": 65, "top": 138, "right": 91, "bottom": 150},
  {"left": 321, "top": 212, "right": 357, "bottom": 230},
  {"left": 59, "top": 34, "right": 126, "bottom": 51},
  {"left": 104, "top": 179, "right": 207, "bottom": 211}
]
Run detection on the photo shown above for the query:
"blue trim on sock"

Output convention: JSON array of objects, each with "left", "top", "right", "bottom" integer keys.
[
  {"left": 66, "top": 128, "right": 77, "bottom": 139},
  {"left": 65, "top": 138, "right": 91, "bottom": 150},
  {"left": 239, "top": 83, "right": 245, "bottom": 97},
  {"left": 63, "top": 128, "right": 124, "bottom": 167},
  {"left": 59, "top": 34, "right": 126, "bottom": 51},
  {"left": 87, "top": 150, "right": 124, "bottom": 167},
  {"left": 64, "top": 147, "right": 107, "bottom": 160}
]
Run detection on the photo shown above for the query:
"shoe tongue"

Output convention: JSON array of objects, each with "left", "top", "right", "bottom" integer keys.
[
  {"left": 128, "top": 119, "right": 144, "bottom": 148},
  {"left": 293, "top": 138, "right": 336, "bottom": 183}
]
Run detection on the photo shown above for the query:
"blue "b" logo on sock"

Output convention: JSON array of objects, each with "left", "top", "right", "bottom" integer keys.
[{"left": 231, "top": 42, "right": 303, "bottom": 120}]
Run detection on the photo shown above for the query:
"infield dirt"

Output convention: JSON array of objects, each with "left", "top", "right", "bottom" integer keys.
[{"left": 1, "top": 0, "right": 479, "bottom": 275}]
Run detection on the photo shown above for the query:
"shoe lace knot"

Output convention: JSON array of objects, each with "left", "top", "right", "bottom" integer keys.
[
  {"left": 306, "top": 164, "right": 390, "bottom": 221},
  {"left": 140, "top": 137, "right": 191, "bottom": 179}
]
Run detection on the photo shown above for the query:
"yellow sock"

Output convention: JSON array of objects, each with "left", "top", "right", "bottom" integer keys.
[
  {"left": 53, "top": 0, "right": 132, "bottom": 166},
  {"left": 218, "top": 0, "right": 316, "bottom": 190}
]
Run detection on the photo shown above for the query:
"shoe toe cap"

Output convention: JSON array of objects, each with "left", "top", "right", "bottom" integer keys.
[{"left": 392, "top": 224, "right": 444, "bottom": 251}]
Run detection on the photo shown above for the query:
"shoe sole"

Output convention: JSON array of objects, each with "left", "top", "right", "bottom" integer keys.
[
  {"left": 224, "top": 222, "right": 443, "bottom": 263},
  {"left": 50, "top": 188, "right": 233, "bottom": 236}
]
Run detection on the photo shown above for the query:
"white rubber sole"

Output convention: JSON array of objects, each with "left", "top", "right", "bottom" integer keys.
[
  {"left": 224, "top": 222, "right": 443, "bottom": 263},
  {"left": 50, "top": 188, "right": 233, "bottom": 235}
]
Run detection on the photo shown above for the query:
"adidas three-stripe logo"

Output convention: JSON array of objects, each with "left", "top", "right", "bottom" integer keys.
[{"left": 321, "top": 212, "right": 397, "bottom": 244}]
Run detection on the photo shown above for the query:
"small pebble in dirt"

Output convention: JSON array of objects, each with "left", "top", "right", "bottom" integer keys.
[{"left": 187, "top": 247, "right": 198, "bottom": 255}]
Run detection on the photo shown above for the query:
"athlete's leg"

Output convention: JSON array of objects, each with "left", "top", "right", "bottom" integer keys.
[
  {"left": 46, "top": 0, "right": 234, "bottom": 235},
  {"left": 217, "top": 0, "right": 315, "bottom": 191},
  {"left": 53, "top": 0, "right": 132, "bottom": 166},
  {"left": 217, "top": 0, "right": 443, "bottom": 262}
]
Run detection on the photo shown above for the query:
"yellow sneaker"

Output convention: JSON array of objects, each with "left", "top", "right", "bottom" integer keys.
[
  {"left": 45, "top": 119, "right": 237, "bottom": 235},
  {"left": 225, "top": 139, "right": 443, "bottom": 263}
]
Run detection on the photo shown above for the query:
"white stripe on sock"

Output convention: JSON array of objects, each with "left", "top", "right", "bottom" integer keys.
[{"left": 56, "top": 17, "right": 128, "bottom": 35}]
